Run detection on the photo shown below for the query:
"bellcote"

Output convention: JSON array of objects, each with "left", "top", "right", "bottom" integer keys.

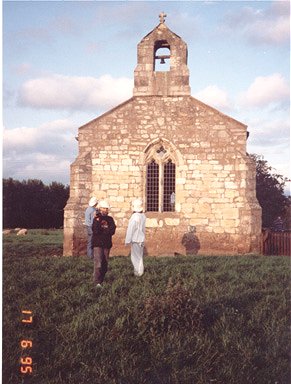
[{"left": 133, "top": 14, "right": 191, "bottom": 96}]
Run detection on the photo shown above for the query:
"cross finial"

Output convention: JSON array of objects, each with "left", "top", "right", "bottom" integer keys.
[{"left": 159, "top": 12, "right": 167, "bottom": 24}]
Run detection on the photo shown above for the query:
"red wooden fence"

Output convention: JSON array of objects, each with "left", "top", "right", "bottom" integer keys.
[{"left": 262, "top": 230, "right": 291, "bottom": 256}]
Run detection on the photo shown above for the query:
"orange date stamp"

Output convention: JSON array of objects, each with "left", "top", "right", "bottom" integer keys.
[{"left": 20, "top": 309, "right": 33, "bottom": 375}]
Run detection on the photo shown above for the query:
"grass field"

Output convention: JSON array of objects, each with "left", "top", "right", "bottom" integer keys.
[{"left": 3, "top": 229, "right": 290, "bottom": 384}]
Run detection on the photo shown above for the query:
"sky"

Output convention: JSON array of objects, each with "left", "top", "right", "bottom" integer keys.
[{"left": 2, "top": 0, "right": 290, "bottom": 194}]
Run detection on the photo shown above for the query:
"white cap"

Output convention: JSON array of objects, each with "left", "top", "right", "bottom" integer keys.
[
  {"left": 98, "top": 200, "right": 110, "bottom": 209},
  {"left": 89, "top": 197, "right": 98, "bottom": 207},
  {"left": 132, "top": 198, "right": 143, "bottom": 212}
]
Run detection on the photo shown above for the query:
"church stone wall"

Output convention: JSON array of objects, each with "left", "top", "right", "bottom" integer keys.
[{"left": 63, "top": 95, "right": 261, "bottom": 256}]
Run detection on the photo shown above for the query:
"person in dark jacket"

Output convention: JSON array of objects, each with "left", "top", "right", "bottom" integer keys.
[{"left": 92, "top": 200, "right": 116, "bottom": 287}]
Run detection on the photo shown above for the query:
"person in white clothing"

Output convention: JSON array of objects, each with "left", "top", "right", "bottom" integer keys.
[{"left": 125, "top": 199, "right": 146, "bottom": 276}]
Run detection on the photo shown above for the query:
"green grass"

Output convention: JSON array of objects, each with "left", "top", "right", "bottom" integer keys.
[{"left": 3, "top": 230, "right": 290, "bottom": 383}]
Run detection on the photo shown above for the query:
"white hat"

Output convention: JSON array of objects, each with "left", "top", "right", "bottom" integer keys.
[
  {"left": 132, "top": 199, "right": 143, "bottom": 212},
  {"left": 98, "top": 200, "right": 110, "bottom": 209},
  {"left": 89, "top": 197, "right": 98, "bottom": 207}
]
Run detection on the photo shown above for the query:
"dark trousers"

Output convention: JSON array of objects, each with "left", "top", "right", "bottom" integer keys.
[{"left": 93, "top": 247, "right": 110, "bottom": 284}]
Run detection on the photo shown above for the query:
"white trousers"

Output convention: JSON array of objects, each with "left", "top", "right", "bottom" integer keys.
[{"left": 131, "top": 242, "right": 144, "bottom": 276}]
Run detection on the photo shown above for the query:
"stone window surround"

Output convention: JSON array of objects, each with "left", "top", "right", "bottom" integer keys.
[{"left": 144, "top": 138, "right": 180, "bottom": 213}]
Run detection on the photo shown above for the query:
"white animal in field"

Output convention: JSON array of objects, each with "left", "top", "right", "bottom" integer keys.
[{"left": 17, "top": 229, "right": 28, "bottom": 236}]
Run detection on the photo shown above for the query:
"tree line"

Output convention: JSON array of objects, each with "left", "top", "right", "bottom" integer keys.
[
  {"left": 2, "top": 155, "right": 290, "bottom": 230},
  {"left": 250, "top": 154, "right": 290, "bottom": 229},
  {"left": 3, "top": 178, "right": 69, "bottom": 229}
]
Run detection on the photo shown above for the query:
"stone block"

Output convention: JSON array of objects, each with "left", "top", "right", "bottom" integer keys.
[
  {"left": 165, "top": 218, "right": 180, "bottom": 226},
  {"left": 225, "top": 181, "right": 237, "bottom": 189},
  {"left": 146, "top": 218, "right": 159, "bottom": 227}
]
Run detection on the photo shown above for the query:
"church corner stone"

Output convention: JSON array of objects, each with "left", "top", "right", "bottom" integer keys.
[{"left": 63, "top": 15, "right": 262, "bottom": 257}]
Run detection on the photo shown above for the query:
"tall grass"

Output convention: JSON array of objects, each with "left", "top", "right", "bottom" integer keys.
[{"left": 3, "top": 230, "right": 290, "bottom": 383}]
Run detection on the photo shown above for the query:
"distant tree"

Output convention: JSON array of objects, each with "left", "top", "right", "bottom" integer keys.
[
  {"left": 21, "top": 179, "right": 46, "bottom": 228},
  {"left": 285, "top": 197, "right": 291, "bottom": 231},
  {"left": 3, "top": 178, "right": 69, "bottom": 229},
  {"left": 45, "top": 182, "right": 70, "bottom": 228},
  {"left": 3, "top": 178, "right": 23, "bottom": 228},
  {"left": 250, "top": 154, "right": 289, "bottom": 228}
]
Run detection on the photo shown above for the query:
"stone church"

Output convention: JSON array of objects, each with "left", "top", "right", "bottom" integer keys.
[{"left": 63, "top": 14, "right": 262, "bottom": 257}]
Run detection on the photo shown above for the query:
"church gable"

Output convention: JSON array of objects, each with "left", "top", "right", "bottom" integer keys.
[{"left": 79, "top": 95, "right": 247, "bottom": 161}]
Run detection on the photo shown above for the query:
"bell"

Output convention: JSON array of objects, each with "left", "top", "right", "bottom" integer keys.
[{"left": 160, "top": 58, "right": 165, "bottom": 64}]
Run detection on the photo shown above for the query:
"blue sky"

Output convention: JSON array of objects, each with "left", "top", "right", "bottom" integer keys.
[{"left": 3, "top": 1, "right": 290, "bottom": 194}]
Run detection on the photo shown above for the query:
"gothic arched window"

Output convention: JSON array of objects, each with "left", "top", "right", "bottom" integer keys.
[{"left": 145, "top": 145, "right": 176, "bottom": 212}]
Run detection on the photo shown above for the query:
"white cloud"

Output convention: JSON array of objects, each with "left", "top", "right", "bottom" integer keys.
[
  {"left": 247, "top": 15, "right": 289, "bottom": 45},
  {"left": 4, "top": 126, "right": 39, "bottom": 148},
  {"left": 18, "top": 74, "right": 134, "bottom": 111},
  {"left": 263, "top": 1, "right": 290, "bottom": 45},
  {"left": 247, "top": 116, "right": 290, "bottom": 187},
  {"left": 3, "top": 151, "right": 72, "bottom": 185},
  {"left": 222, "top": 2, "right": 290, "bottom": 45},
  {"left": 3, "top": 119, "right": 78, "bottom": 184},
  {"left": 247, "top": 117, "right": 290, "bottom": 148},
  {"left": 3, "top": 119, "right": 77, "bottom": 152},
  {"left": 194, "top": 85, "right": 231, "bottom": 111},
  {"left": 239, "top": 73, "right": 289, "bottom": 108}
]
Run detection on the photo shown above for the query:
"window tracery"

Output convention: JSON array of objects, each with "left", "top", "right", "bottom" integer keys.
[{"left": 145, "top": 141, "right": 176, "bottom": 212}]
